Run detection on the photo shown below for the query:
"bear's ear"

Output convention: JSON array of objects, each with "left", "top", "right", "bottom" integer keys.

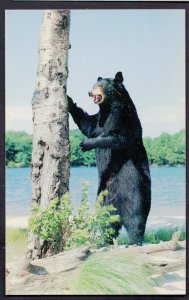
[
  {"left": 115, "top": 72, "right": 124, "bottom": 83},
  {"left": 97, "top": 77, "right": 102, "bottom": 82}
]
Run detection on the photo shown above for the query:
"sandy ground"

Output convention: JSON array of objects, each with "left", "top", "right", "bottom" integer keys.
[
  {"left": 6, "top": 216, "right": 29, "bottom": 229},
  {"left": 6, "top": 244, "right": 186, "bottom": 296},
  {"left": 153, "top": 269, "right": 186, "bottom": 295},
  {"left": 6, "top": 215, "right": 185, "bottom": 230},
  {"left": 6, "top": 215, "right": 184, "bottom": 230}
]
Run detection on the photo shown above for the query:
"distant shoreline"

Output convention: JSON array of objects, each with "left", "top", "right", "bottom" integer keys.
[{"left": 6, "top": 129, "right": 186, "bottom": 168}]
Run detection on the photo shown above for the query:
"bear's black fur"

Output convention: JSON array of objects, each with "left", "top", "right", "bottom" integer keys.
[{"left": 68, "top": 72, "right": 151, "bottom": 245}]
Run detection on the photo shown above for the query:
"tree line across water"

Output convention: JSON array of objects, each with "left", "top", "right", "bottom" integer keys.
[{"left": 6, "top": 129, "right": 185, "bottom": 167}]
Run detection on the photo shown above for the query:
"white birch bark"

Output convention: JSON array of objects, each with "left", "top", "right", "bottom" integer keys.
[{"left": 28, "top": 10, "right": 71, "bottom": 259}]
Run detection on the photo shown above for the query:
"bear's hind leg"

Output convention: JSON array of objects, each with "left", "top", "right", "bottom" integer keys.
[{"left": 124, "top": 215, "right": 147, "bottom": 246}]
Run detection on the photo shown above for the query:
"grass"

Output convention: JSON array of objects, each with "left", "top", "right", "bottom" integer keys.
[
  {"left": 6, "top": 227, "right": 28, "bottom": 263},
  {"left": 117, "top": 226, "right": 186, "bottom": 245},
  {"left": 144, "top": 227, "right": 186, "bottom": 244},
  {"left": 71, "top": 250, "right": 155, "bottom": 295}
]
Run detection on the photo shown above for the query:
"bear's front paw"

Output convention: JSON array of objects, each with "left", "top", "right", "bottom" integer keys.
[
  {"left": 80, "top": 140, "right": 92, "bottom": 152},
  {"left": 67, "top": 96, "right": 75, "bottom": 110},
  {"left": 67, "top": 95, "right": 73, "bottom": 103}
]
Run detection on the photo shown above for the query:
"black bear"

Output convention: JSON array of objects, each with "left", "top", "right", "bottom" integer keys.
[{"left": 68, "top": 72, "right": 151, "bottom": 245}]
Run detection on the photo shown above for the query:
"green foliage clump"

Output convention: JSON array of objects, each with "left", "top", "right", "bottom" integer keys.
[
  {"left": 66, "top": 187, "right": 120, "bottom": 249},
  {"left": 6, "top": 130, "right": 32, "bottom": 167},
  {"left": 29, "top": 193, "right": 73, "bottom": 253},
  {"left": 143, "top": 129, "right": 185, "bottom": 166},
  {"left": 66, "top": 182, "right": 91, "bottom": 248},
  {"left": 88, "top": 190, "right": 120, "bottom": 248},
  {"left": 29, "top": 183, "right": 121, "bottom": 254}
]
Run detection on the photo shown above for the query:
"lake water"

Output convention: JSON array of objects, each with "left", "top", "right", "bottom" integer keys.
[{"left": 6, "top": 166, "right": 186, "bottom": 229}]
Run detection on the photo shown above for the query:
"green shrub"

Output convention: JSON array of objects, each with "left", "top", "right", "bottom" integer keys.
[
  {"left": 29, "top": 183, "right": 121, "bottom": 254},
  {"left": 29, "top": 193, "right": 73, "bottom": 253},
  {"left": 65, "top": 182, "right": 91, "bottom": 248},
  {"left": 66, "top": 189, "right": 120, "bottom": 249},
  {"left": 88, "top": 190, "right": 120, "bottom": 248}
]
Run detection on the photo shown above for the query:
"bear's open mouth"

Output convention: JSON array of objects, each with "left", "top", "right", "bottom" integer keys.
[{"left": 93, "top": 95, "right": 102, "bottom": 103}]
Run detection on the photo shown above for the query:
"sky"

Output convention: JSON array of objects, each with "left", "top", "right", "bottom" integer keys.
[{"left": 6, "top": 9, "right": 185, "bottom": 138}]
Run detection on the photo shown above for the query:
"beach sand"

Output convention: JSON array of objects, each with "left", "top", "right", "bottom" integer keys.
[
  {"left": 154, "top": 269, "right": 186, "bottom": 295},
  {"left": 6, "top": 216, "right": 29, "bottom": 229},
  {"left": 6, "top": 214, "right": 185, "bottom": 230}
]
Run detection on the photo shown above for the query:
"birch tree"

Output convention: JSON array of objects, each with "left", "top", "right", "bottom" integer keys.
[{"left": 28, "top": 10, "right": 71, "bottom": 259}]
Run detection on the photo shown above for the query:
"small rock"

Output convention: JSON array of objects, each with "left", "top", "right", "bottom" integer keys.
[{"left": 119, "top": 245, "right": 128, "bottom": 249}]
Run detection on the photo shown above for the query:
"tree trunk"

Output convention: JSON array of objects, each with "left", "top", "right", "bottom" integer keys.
[{"left": 27, "top": 10, "right": 71, "bottom": 259}]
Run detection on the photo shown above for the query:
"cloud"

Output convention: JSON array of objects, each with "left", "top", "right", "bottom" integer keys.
[
  {"left": 6, "top": 105, "right": 32, "bottom": 120},
  {"left": 141, "top": 96, "right": 185, "bottom": 137},
  {"left": 6, "top": 105, "right": 33, "bottom": 133}
]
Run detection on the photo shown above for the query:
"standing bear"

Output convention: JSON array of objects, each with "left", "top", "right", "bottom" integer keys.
[{"left": 68, "top": 72, "right": 151, "bottom": 245}]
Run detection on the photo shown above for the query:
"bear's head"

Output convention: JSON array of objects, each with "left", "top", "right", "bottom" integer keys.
[{"left": 88, "top": 72, "right": 127, "bottom": 106}]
